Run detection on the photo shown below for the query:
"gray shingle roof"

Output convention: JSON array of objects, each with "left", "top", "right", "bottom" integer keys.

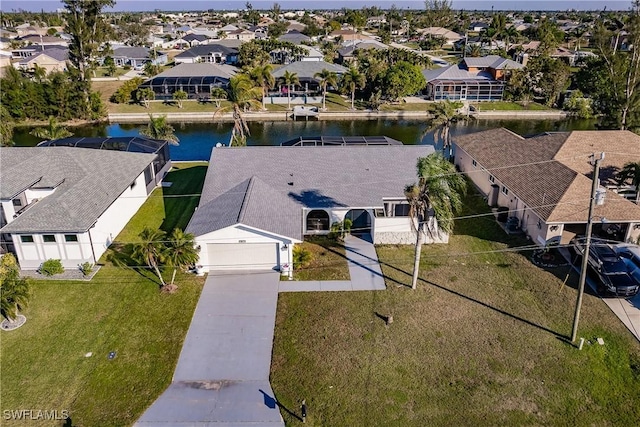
[
  {"left": 151, "top": 63, "right": 238, "bottom": 79},
  {"left": 20, "top": 47, "right": 68, "bottom": 63},
  {"left": 422, "top": 64, "right": 492, "bottom": 81},
  {"left": 0, "top": 147, "right": 156, "bottom": 233},
  {"left": 175, "top": 43, "right": 238, "bottom": 58},
  {"left": 113, "top": 46, "right": 152, "bottom": 59},
  {"left": 272, "top": 61, "right": 348, "bottom": 80},
  {"left": 186, "top": 145, "right": 435, "bottom": 239},
  {"left": 463, "top": 55, "right": 523, "bottom": 70}
]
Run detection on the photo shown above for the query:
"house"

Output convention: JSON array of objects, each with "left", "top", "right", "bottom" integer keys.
[
  {"left": 270, "top": 60, "right": 348, "bottom": 103},
  {"left": 186, "top": 144, "right": 438, "bottom": 273},
  {"left": 453, "top": 129, "right": 640, "bottom": 246},
  {"left": 174, "top": 33, "right": 209, "bottom": 48},
  {"left": 422, "top": 55, "right": 523, "bottom": 101},
  {"left": 337, "top": 40, "right": 387, "bottom": 64},
  {"left": 16, "top": 48, "right": 68, "bottom": 74},
  {"left": 0, "top": 147, "right": 159, "bottom": 270},
  {"left": 469, "top": 22, "right": 490, "bottom": 32},
  {"left": 278, "top": 30, "right": 311, "bottom": 45},
  {"left": 174, "top": 43, "right": 239, "bottom": 65},
  {"left": 139, "top": 62, "right": 238, "bottom": 100},
  {"left": 227, "top": 29, "right": 255, "bottom": 42},
  {"left": 300, "top": 46, "right": 324, "bottom": 62},
  {"left": 418, "top": 27, "right": 464, "bottom": 45},
  {"left": 18, "top": 35, "right": 69, "bottom": 47},
  {"left": 112, "top": 47, "right": 168, "bottom": 68}
]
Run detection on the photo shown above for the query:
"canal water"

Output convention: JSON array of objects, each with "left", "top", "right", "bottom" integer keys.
[{"left": 12, "top": 118, "right": 597, "bottom": 161}]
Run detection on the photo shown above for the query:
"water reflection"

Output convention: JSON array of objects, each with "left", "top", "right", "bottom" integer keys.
[{"left": 13, "top": 118, "right": 596, "bottom": 161}]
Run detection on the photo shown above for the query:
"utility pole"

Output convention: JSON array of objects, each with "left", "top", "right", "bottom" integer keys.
[{"left": 571, "top": 152, "right": 605, "bottom": 344}]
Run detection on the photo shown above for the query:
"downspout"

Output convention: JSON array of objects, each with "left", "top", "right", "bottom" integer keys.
[{"left": 87, "top": 224, "right": 97, "bottom": 265}]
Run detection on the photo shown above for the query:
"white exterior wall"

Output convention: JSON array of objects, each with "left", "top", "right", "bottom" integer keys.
[
  {"left": 194, "top": 224, "right": 297, "bottom": 273},
  {"left": 174, "top": 56, "right": 197, "bottom": 64},
  {"left": 24, "top": 188, "right": 56, "bottom": 203},
  {"left": 89, "top": 171, "right": 150, "bottom": 262},
  {"left": 1, "top": 200, "right": 17, "bottom": 225},
  {"left": 373, "top": 217, "right": 449, "bottom": 244},
  {"left": 12, "top": 231, "right": 94, "bottom": 270}
]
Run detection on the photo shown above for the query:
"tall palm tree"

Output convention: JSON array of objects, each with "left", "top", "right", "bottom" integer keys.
[
  {"left": 424, "top": 100, "right": 465, "bottom": 159},
  {"left": 30, "top": 116, "right": 73, "bottom": 141},
  {"left": 140, "top": 114, "right": 180, "bottom": 145},
  {"left": 165, "top": 228, "right": 200, "bottom": 287},
  {"left": 405, "top": 154, "right": 467, "bottom": 290},
  {"left": 250, "top": 64, "right": 275, "bottom": 110},
  {"left": 340, "top": 67, "right": 366, "bottom": 110},
  {"left": 314, "top": 68, "right": 338, "bottom": 111},
  {"left": 0, "top": 254, "right": 30, "bottom": 323},
  {"left": 616, "top": 162, "right": 640, "bottom": 203},
  {"left": 214, "top": 74, "right": 262, "bottom": 146},
  {"left": 503, "top": 26, "right": 520, "bottom": 51},
  {"left": 466, "top": 44, "right": 482, "bottom": 57},
  {"left": 279, "top": 70, "right": 299, "bottom": 110},
  {"left": 132, "top": 227, "right": 167, "bottom": 287}
]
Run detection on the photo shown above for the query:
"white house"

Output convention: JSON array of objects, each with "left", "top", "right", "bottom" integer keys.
[
  {"left": 0, "top": 147, "right": 158, "bottom": 270},
  {"left": 453, "top": 129, "right": 640, "bottom": 246},
  {"left": 186, "top": 143, "right": 440, "bottom": 274}
]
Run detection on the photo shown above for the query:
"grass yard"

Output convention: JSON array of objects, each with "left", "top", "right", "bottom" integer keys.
[
  {"left": 1, "top": 161, "right": 209, "bottom": 425},
  {"left": 0, "top": 267, "right": 204, "bottom": 426},
  {"left": 92, "top": 80, "right": 125, "bottom": 104},
  {"left": 107, "top": 100, "right": 229, "bottom": 115},
  {"left": 287, "top": 236, "right": 350, "bottom": 282},
  {"left": 472, "top": 101, "right": 552, "bottom": 111},
  {"left": 271, "top": 191, "right": 640, "bottom": 426},
  {"left": 91, "top": 67, "right": 128, "bottom": 78}
]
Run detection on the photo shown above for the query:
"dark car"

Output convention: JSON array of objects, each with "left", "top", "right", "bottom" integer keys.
[{"left": 571, "top": 237, "right": 640, "bottom": 297}]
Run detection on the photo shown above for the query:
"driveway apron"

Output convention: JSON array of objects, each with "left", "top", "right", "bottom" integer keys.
[{"left": 136, "top": 271, "right": 284, "bottom": 426}]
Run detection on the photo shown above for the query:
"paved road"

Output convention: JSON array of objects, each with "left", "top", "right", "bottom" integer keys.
[{"left": 136, "top": 272, "right": 284, "bottom": 426}]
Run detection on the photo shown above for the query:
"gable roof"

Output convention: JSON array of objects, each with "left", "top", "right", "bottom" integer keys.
[
  {"left": 187, "top": 145, "right": 435, "bottom": 239},
  {"left": 0, "top": 147, "right": 156, "bottom": 233},
  {"left": 463, "top": 55, "right": 524, "bottom": 70},
  {"left": 19, "top": 47, "right": 68, "bottom": 63},
  {"left": 182, "top": 33, "right": 209, "bottom": 42},
  {"left": 453, "top": 129, "right": 640, "bottom": 223},
  {"left": 112, "top": 46, "right": 153, "bottom": 59}
]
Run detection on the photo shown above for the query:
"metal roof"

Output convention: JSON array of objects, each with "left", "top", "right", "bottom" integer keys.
[
  {"left": 281, "top": 136, "right": 403, "bottom": 146},
  {"left": 38, "top": 136, "right": 167, "bottom": 154}
]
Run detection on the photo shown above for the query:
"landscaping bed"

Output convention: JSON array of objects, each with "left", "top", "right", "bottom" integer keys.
[{"left": 285, "top": 236, "right": 350, "bottom": 281}]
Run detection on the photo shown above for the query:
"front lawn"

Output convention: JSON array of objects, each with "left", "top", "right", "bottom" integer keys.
[
  {"left": 0, "top": 267, "right": 204, "bottom": 426},
  {"left": 288, "top": 236, "right": 350, "bottom": 281},
  {"left": 472, "top": 101, "right": 552, "bottom": 111},
  {"left": 271, "top": 191, "right": 640, "bottom": 426}
]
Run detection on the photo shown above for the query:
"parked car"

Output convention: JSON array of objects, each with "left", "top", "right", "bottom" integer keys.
[
  {"left": 571, "top": 236, "right": 640, "bottom": 297},
  {"left": 614, "top": 244, "right": 640, "bottom": 287}
]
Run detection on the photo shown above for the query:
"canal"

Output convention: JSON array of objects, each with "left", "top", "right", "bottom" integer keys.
[{"left": 12, "top": 118, "right": 597, "bottom": 161}]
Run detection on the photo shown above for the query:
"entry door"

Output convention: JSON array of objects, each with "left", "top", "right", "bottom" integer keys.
[{"left": 460, "top": 87, "right": 468, "bottom": 100}]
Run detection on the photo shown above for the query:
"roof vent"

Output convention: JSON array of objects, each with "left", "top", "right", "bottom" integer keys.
[{"left": 288, "top": 182, "right": 294, "bottom": 186}]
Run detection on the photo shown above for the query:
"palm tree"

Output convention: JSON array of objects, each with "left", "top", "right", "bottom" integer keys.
[
  {"left": 404, "top": 154, "right": 467, "bottom": 290},
  {"left": 503, "top": 26, "right": 520, "bottom": 51},
  {"left": 466, "top": 44, "right": 482, "bottom": 57},
  {"left": 140, "top": 114, "right": 180, "bottom": 145},
  {"left": 30, "top": 116, "right": 73, "bottom": 141},
  {"left": 314, "top": 68, "right": 338, "bottom": 111},
  {"left": 616, "top": 162, "right": 640, "bottom": 203},
  {"left": 209, "top": 87, "right": 228, "bottom": 108},
  {"left": 279, "top": 70, "right": 299, "bottom": 110},
  {"left": 165, "top": 228, "right": 200, "bottom": 288},
  {"left": 214, "top": 74, "right": 262, "bottom": 146},
  {"left": 340, "top": 67, "right": 366, "bottom": 110},
  {"left": 173, "top": 90, "right": 188, "bottom": 108},
  {"left": 132, "top": 227, "right": 167, "bottom": 287},
  {"left": 0, "top": 254, "right": 30, "bottom": 324},
  {"left": 136, "top": 87, "right": 155, "bottom": 108},
  {"left": 249, "top": 64, "right": 275, "bottom": 110},
  {"left": 424, "top": 100, "right": 465, "bottom": 159}
]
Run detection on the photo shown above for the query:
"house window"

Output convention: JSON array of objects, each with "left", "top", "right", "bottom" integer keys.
[
  {"left": 12, "top": 198, "right": 23, "bottom": 207},
  {"left": 489, "top": 175, "right": 495, "bottom": 183},
  {"left": 394, "top": 204, "right": 411, "bottom": 217},
  {"left": 20, "top": 235, "right": 34, "bottom": 243},
  {"left": 43, "top": 235, "right": 56, "bottom": 243},
  {"left": 472, "top": 159, "right": 477, "bottom": 167},
  {"left": 306, "top": 210, "right": 330, "bottom": 232},
  {"left": 501, "top": 186, "right": 509, "bottom": 195},
  {"left": 64, "top": 234, "right": 79, "bottom": 242}
]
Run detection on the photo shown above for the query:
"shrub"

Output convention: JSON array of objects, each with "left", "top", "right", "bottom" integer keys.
[
  {"left": 293, "top": 246, "right": 313, "bottom": 269},
  {"left": 79, "top": 262, "right": 94, "bottom": 276},
  {"left": 40, "top": 259, "right": 64, "bottom": 276}
]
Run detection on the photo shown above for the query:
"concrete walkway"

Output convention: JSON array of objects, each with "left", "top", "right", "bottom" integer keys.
[
  {"left": 136, "top": 271, "right": 284, "bottom": 426},
  {"left": 279, "top": 235, "right": 386, "bottom": 292}
]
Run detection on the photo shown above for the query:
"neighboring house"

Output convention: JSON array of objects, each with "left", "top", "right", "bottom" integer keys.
[
  {"left": 418, "top": 27, "right": 464, "bottom": 45},
  {"left": 337, "top": 40, "right": 387, "bottom": 64},
  {"left": 19, "top": 34, "right": 69, "bottom": 47},
  {"left": 278, "top": 30, "right": 311, "bottom": 45},
  {"left": 227, "top": 29, "right": 255, "bottom": 41},
  {"left": 16, "top": 48, "right": 68, "bottom": 74},
  {"left": 453, "top": 129, "right": 640, "bottom": 246},
  {"left": 186, "top": 144, "right": 438, "bottom": 273},
  {"left": 0, "top": 147, "right": 159, "bottom": 270},
  {"left": 11, "top": 44, "right": 66, "bottom": 59},
  {"left": 300, "top": 46, "right": 324, "bottom": 62},
  {"left": 175, "top": 33, "right": 209, "bottom": 48},
  {"left": 422, "top": 55, "right": 523, "bottom": 101},
  {"left": 174, "top": 43, "right": 239, "bottom": 65},
  {"left": 271, "top": 60, "right": 348, "bottom": 100},
  {"left": 139, "top": 62, "right": 238, "bottom": 100},
  {"left": 112, "top": 46, "right": 168, "bottom": 68},
  {"left": 469, "top": 22, "right": 490, "bottom": 32}
]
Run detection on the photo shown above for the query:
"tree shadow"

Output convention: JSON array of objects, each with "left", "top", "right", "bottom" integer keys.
[
  {"left": 288, "top": 189, "right": 348, "bottom": 208},
  {"left": 105, "top": 242, "right": 164, "bottom": 287}
]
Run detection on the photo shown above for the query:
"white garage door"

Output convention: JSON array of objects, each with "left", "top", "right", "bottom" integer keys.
[{"left": 207, "top": 243, "right": 279, "bottom": 271}]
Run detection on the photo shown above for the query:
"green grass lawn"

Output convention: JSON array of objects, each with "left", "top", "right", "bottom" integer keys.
[
  {"left": 108, "top": 100, "right": 230, "bottom": 114},
  {"left": 271, "top": 191, "right": 640, "bottom": 426},
  {"left": 287, "top": 236, "right": 350, "bottom": 281},
  {"left": 472, "top": 101, "right": 552, "bottom": 111},
  {"left": 91, "top": 67, "right": 128, "bottom": 78},
  {"left": 1, "top": 161, "right": 209, "bottom": 426}
]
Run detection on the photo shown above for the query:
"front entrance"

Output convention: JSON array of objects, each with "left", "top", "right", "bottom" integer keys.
[{"left": 345, "top": 209, "right": 371, "bottom": 235}]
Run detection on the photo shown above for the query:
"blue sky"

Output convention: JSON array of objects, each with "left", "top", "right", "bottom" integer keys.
[{"left": 0, "top": 0, "right": 632, "bottom": 12}]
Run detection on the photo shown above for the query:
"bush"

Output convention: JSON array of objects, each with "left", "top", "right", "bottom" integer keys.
[
  {"left": 40, "top": 259, "right": 64, "bottom": 276},
  {"left": 293, "top": 246, "right": 313, "bottom": 269},
  {"left": 79, "top": 262, "right": 94, "bottom": 276}
]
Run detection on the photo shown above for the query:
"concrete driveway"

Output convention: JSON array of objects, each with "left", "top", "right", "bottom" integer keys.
[{"left": 136, "top": 271, "right": 284, "bottom": 426}]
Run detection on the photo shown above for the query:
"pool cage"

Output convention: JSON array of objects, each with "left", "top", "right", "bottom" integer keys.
[
  {"left": 426, "top": 79, "right": 506, "bottom": 102},
  {"left": 139, "top": 76, "right": 231, "bottom": 100}
]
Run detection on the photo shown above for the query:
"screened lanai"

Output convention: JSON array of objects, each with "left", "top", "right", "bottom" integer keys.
[
  {"left": 425, "top": 78, "right": 505, "bottom": 101},
  {"left": 138, "top": 63, "right": 237, "bottom": 100}
]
